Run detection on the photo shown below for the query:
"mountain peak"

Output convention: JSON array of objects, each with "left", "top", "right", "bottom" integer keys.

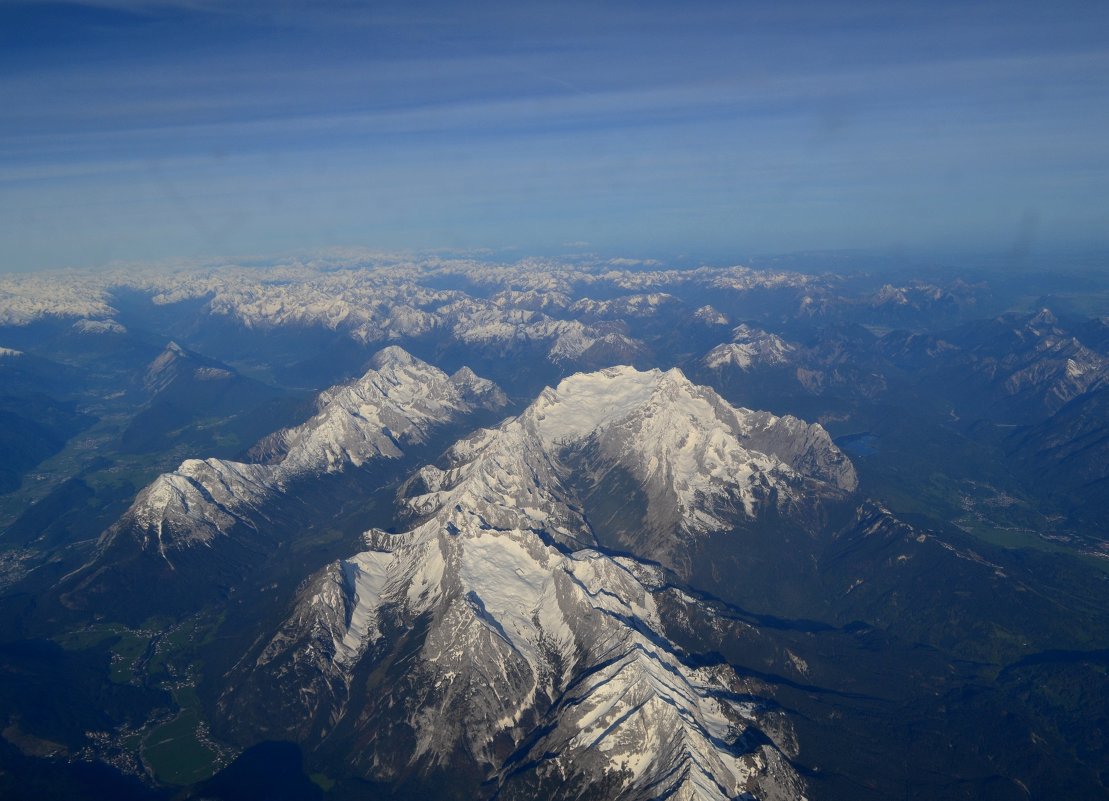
[
  {"left": 411, "top": 366, "right": 855, "bottom": 561},
  {"left": 143, "top": 340, "right": 236, "bottom": 395},
  {"left": 368, "top": 344, "right": 418, "bottom": 370},
  {"left": 528, "top": 365, "right": 681, "bottom": 446},
  {"left": 144, "top": 341, "right": 194, "bottom": 393},
  {"left": 693, "top": 304, "right": 730, "bottom": 325},
  {"left": 103, "top": 354, "right": 506, "bottom": 557},
  {"left": 703, "top": 325, "right": 796, "bottom": 372},
  {"left": 533, "top": 366, "right": 856, "bottom": 543},
  {"left": 1030, "top": 307, "right": 1057, "bottom": 326}
]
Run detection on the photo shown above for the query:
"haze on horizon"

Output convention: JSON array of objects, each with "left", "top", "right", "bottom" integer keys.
[{"left": 2, "top": 0, "right": 1108, "bottom": 272}]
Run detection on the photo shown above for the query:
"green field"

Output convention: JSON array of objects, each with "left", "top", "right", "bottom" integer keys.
[
  {"left": 53, "top": 624, "right": 129, "bottom": 652},
  {"left": 109, "top": 631, "right": 151, "bottom": 684},
  {"left": 142, "top": 686, "right": 222, "bottom": 785}
]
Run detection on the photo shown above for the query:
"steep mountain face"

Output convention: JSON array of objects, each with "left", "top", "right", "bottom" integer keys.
[
  {"left": 238, "top": 532, "right": 804, "bottom": 800},
  {"left": 1013, "top": 385, "right": 1109, "bottom": 486},
  {"left": 120, "top": 340, "right": 287, "bottom": 455},
  {"left": 142, "top": 341, "right": 223, "bottom": 394},
  {"left": 1008, "top": 385, "right": 1109, "bottom": 534},
  {"left": 0, "top": 395, "right": 93, "bottom": 495},
  {"left": 98, "top": 347, "right": 507, "bottom": 558},
  {"left": 222, "top": 367, "right": 854, "bottom": 799},
  {"left": 550, "top": 368, "right": 856, "bottom": 568}
]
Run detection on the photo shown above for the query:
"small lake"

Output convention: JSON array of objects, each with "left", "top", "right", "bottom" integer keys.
[{"left": 835, "top": 432, "right": 880, "bottom": 456}]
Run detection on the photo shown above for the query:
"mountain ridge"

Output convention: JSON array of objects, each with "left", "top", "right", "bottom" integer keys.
[{"left": 221, "top": 365, "right": 854, "bottom": 799}]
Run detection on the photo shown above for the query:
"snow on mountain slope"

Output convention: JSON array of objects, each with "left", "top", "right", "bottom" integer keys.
[
  {"left": 533, "top": 366, "right": 855, "bottom": 540},
  {"left": 0, "top": 272, "right": 117, "bottom": 325},
  {"left": 103, "top": 347, "right": 506, "bottom": 557},
  {"left": 236, "top": 367, "right": 841, "bottom": 799},
  {"left": 251, "top": 511, "right": 804, "bottom": 800},
  {"left": 438, "top": 299, "right": 605, "bottom": 363},
  {"left": 398, "top": 365, "right": 853, "bottom": 557},
  {"left": 72, "top": 318, "right": 127, "bottom": 335},
  {"left": 569, "top": 292, "right": 680, "bottom": 319},
  {"left": 692, "top": 304, "right": 730, "bottom": 326},
  {"left": 124, "top": 458, "right": 274, "bottom": 552},
  {"left": 251, "top": 346, "right": 507, "bottom": 472},
  {"left": 703, "top": 324, "right": 797, "bottom": 371}
]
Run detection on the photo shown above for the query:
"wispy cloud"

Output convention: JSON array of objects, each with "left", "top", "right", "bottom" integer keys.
[{"left": 1, "top": 0, "right": 1108, "bottom": 270}]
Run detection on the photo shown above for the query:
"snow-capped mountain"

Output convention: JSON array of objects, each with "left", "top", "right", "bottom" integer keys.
[
  {"left": 0, "top": 271, "right": 117, "bottom": 325},
  {"left": 692, "top": 304, "right": 730, "bottom": 326},
  {"left": 399, "top": 365, "right": 854, "bottom": 567},
  {"left": 703, "top": 324, "right": 797, "bottom": 371},
  {"left": 538, "top": 366, "right": 855, "bottom": 564},
  {"left": 569, "top": 292, "right": 681, "bottom": 319},
  {"left": 224, "top": 367, "right": 853, "bottom": 799},
  {"left": 0, "top": 257, "right": 837, "bottom": 374},
  {"left": 247, "top": 347, "right": 506, "bottom": 472},
  {"left": 101, "top": 347, "right": 506, "bottom": 558}
]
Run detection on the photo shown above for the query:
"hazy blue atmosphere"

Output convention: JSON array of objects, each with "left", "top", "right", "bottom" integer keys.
[
  {"left": 2, "top": 0, "right": 1108, "bottom": 270},
  {"left": 4, "top": 8, "right": 1109, "bottom": 796}
]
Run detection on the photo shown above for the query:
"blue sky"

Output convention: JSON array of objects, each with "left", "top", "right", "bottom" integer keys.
[{"left": 2, "top": 0, "right": 1108, "bottom": 270}]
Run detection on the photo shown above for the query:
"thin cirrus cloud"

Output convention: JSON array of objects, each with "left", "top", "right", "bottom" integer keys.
[{"left": 1, "top": 0, "right": 1107, "bottom": 270}]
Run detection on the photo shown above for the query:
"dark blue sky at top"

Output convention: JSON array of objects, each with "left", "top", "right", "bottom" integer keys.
[{"left": 1, "top": 0, "right": 1108, "bottom": 270}]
